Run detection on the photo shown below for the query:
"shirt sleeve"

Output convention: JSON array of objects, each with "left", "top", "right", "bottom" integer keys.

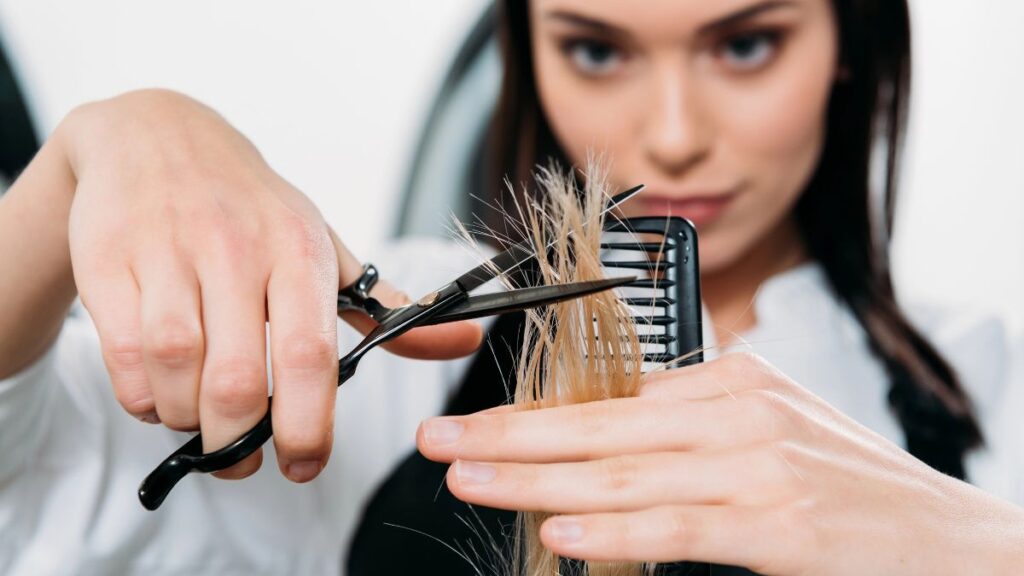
[
  {"left": 0, "top": 331, "right": 61, "bottom": 484},
  {"left": 0, "top": 309, "right": 107, "bottom": 486}
]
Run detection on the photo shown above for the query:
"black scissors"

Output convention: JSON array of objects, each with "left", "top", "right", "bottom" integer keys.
[{"left": 137, "top": 185, "right": 645, "bottom": 510}]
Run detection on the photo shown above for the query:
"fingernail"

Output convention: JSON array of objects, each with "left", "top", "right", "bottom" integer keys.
[
  {"left": 286, "top": 460, "right": 323, "bottom": 483},
  {"left": 423, "top": 419, "right": 464, "bottom": 445},
  {"left": 136, "top": 411, "right": 162, "bottom": 424},
  {"left": 547, "top": 518, "right": 585, "bottom": 544},
  {"left": 455, "top": 460, "right": 496, "bottom": 485}
]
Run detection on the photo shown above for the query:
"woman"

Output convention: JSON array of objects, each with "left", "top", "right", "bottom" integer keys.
[
  {"left": 361, "top": 0, "right": 1024, "bottom": 573},
  {"left": 0, "top": 1, "right": 1020, "bottom": 576}
]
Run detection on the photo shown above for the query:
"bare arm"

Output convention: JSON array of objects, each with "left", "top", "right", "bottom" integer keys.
[{"left": 0, "top": 123, "right": 77, "bottom": 379}]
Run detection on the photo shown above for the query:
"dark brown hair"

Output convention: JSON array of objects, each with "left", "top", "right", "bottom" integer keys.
[
  {"left": 0, "top": 36, "right": 38, "bottom": 184},
  {"left": 480, "top": 0, "right": 982, "bottom": 478}
]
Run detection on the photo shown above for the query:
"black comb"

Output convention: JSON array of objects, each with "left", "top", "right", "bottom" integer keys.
[{"left": 601, "top": 216, "right": 704, "bottom": 369}]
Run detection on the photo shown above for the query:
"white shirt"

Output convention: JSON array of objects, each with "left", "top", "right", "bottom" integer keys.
[{"left": 0, "top": 239, "right": 1020, "bottom": 575}]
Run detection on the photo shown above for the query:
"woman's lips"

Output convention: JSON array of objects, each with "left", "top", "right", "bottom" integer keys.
[{"left": 638, "top": 193, "right": 737, "bottom": 227}]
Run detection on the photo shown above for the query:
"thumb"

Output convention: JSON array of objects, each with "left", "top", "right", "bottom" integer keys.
[{"left": 329, "top": 227, "right": 484, "bottom": 360}]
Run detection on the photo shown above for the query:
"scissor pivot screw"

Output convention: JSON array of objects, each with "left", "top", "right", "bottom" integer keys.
[{"left": 417, "top": 291, "right": 440, "bottom": 307}]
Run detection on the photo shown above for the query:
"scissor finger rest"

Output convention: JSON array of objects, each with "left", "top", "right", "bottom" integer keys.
[{"left": 138, "top": 411, "right": 274, "bottom": 510}]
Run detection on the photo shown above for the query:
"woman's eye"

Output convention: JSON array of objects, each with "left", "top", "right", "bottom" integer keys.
[
  {"left": 563, "top": 39, "right": 624, "bottom": 76},
  {"left": 718, "top": 32, "right": 779, "bottom": 71}
]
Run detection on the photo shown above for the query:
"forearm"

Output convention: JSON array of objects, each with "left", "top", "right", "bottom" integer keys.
[{"left": 0, "top": 121, "right": 77, "bottom": 379}]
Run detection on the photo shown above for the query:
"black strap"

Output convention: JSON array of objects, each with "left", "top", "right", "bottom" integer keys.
[{"left": 0, "top": 33, "right": 37, "bottom": 185}]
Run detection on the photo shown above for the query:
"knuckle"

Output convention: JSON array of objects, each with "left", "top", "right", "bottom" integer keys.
[
  {"left": 204, "top": 359, "right": 267, "bottom": 418},
  {"left": 764, "top": 441, "right": 809, "bottom": 494},
  {"left": 601, "top": 455, "right": 641, "bottom": 494},
  {"left": 103, "top": 338, "right": 155, "bottom": 415},
  {"left": 276, "top": 333, "right": 336, "bottom": 373},
  {"left": 770, "top": 439, "right": 803, "bottom": 466},
  {"left": 718, "top": 351, "right": 769, "bottom": 378},
  {"left": 733, "top": 351, "right": 766, "bottom": 366},
  {"left": 278, "top": 217, "right": 330, "bottom": 261},
  {"left": 638, "top": 371, "right": 677, "bottom": 397},
  {"left": 738, "top": 352, "right": 791, "bottom": 391},
  {"left": 777, "top": 500, "right": 816, "bottom": 545},
  {"left": 740, "top": 389, "right": 793, "bottom": 437},
  {"left": 717, "top": 351, "right": 752, "bottom": 370},
  {"left": 574, "top": 401, "right": 613, "bottom": 438},
  {"left": 711, "top": 354, "right": 747, "bottom": 385},
  {"left": 742, "top": 388, "right": 780, "bottom": 415},
  {"left": 662, "top": 507, "right": 693, "bottom": 551},
  {"left": 146, "top": 321, "right": 203, "bottom": 366},
  {"left": 103, "top": 336, "right": 145, "bottom": 371}
]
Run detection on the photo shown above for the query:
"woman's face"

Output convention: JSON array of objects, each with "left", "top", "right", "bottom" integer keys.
[{"left": 530, "top": 0, "right": 839, "bottom": 272}]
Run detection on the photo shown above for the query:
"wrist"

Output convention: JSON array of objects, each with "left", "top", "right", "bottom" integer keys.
[
  {"left": 61, "top": 88, "right": 269, "bottom": 186},
  {"left": 60, "top": 89, "right": 198, "bottom": 177},
  {"left": 934, "top": 479, "right": 1024, "bottom": 576},
  {"left": 0, "top": 119, "right": 79, "bottom": 377}
]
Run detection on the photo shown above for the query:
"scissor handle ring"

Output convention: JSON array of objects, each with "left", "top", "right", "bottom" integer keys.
[{"left": 337, "top": 264, "right": 386, "bottom": 319}]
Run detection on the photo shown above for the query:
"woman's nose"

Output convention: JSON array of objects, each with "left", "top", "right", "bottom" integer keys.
[{"left": 642, "top": 64, "right": 710, "bottom": 177}]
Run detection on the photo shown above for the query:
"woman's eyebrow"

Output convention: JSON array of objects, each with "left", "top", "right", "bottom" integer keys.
[
  {"left": 544, "top": 1, "right": 799, "bottom": 38},
  {"left": 544, "top": 10, "right": 629, "bottom": 39},
  {"left": 698, "top": 0, "right": 800, "bottom": 34}
]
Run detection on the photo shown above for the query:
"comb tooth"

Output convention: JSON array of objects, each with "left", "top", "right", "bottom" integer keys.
[
  {"left": 583, "top": 351, "right": 674, "bottom": 363},
  {"left": 593, "top": 333, "right": 672, "bottom": 345},
  {"left": 643, "top": 353, "right": 678, "bottom": 363},
  {"left": 631, "top": 316, "right": 674, "bottom": 326},
  {"left": 626, "top": 279, "right": 675, "bottom": 289},
  {"left": 638, "top": 334, "right": 677, "bottom": 346},
  {"left": 600, "top": 242, "right": 675, "bottom": 251},
  {"left": 622, "top": 297, "right": 675, "bottom": 307},
  {"left": 601, "top": 261, "right": 674, "bottom": 272}
]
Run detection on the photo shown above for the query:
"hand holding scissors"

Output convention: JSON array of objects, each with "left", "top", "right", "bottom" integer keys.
[{"left": 138, "top": 188, "right": 642, "bottom": 510}]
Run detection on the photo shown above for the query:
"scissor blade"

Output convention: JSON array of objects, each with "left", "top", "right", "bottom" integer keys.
[
  {"left": 454, "top": 240, "right": 535, "bottom": 293},
  {"left": 419, "top": 276, "right": 636, "bottom": 326},
  {"left": 605, "top": 184, "right": 644, "bottom": 211}
]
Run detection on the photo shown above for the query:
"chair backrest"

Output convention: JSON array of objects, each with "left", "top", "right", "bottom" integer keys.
[
  {"left": 393, "top": 3, "right": 500, "bottom": 239},
  {"left": 0, "top": 33, "right": 38, "bottom": 192}
]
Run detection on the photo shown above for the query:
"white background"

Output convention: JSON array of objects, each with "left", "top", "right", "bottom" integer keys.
[{"left": 1, "top": 0, "right": 1021, "bottom": 329}]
